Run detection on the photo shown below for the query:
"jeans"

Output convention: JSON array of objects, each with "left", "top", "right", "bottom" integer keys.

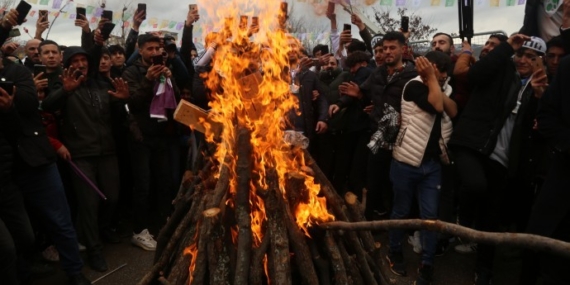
[
  {"left": 389, "top": 159, "right": 441, "bottom": 266},
  {"left": 70, "top": 156, "right": 120, "bottom": 256},
  {"left": 366, "top": 149, "right": 393, "bottom": 217},
  {"left": 0, "top": 181, "right": 34, "bottom": 284},
  {"left": 17, "top": 163, "right": 84, "bottom": 275},
  {"left": 129, "top": 136, "right": 172, "bottom": 233}
]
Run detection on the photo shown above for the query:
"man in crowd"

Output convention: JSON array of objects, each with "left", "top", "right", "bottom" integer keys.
[
  {"left": 42, "top": 29, "right": 128, "bottom": 272},
  {"left": 389, "top": 51, "right": 457, "bottom": 285},
  {"left": 544, "top": 36, "right": 567, "bottom": 80},
  {"left": 449, "top": 34, "right": 548, "bottom": 284},
  {"left": 338, "top": 31, "right": 417, "bottom": 220},
  {"left": 122, "top": 34, "right": 179, "bottom": 252},
  {"left": 431, "top": 33, "right": 455, "bottom": 57}
]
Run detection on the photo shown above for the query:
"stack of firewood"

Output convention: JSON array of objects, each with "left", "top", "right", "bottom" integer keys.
[{"left": 137, "top": 129, "right": 388, "bottom": 285}]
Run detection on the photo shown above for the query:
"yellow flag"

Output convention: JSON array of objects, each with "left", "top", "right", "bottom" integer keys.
[
  {"left": 490, "top": 0, "right": 500, "bottom": 6},
  {"left": 431, "top": 0, "right": 441, "bottom": 6}
]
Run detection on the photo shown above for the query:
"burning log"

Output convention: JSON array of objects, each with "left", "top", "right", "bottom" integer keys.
[
  {"left": 249, "top": 227, "right": 269, "bottom": 285},
  {"left": 234, "top": 128, "right": 253, "bottom": 285},
  {"left": 323, "top": 231, "right": 349, "bottom": 285}
]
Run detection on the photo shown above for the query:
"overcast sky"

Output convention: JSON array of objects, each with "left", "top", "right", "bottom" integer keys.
[{"left": 15, "top": 0, "right": 526, "bottom": 46}]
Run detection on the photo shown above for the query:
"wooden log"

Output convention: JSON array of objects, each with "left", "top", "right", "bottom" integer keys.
[
  {"left": 285, "top": 172, "right": 308, "bottom": 211},
  {"left": 337, "top": 238, "right": 363, "bottom": 285},
  {"left": 190, "top": 206, "right": 218, "bottom": 285},
  {"left": 139, "top": 190, "right": 207, "bottom": 285},
  {"left": 344, "top": 192, "right": 379, "bottom": 254},
  {"left": 168, "top": 194, "right": 209, "bottom": 285},
  {"left": 301, "top": 149, "right": 378, "bottom": 285},
  {"left": 154, "top": 161, "right": 213, "bottom": 263},
  {"left": 265, "top": 170, "right": 292, "bottom": 285},
  {"left": 249, "top": 230, "right": 270, "bottom": 285},
  {"left": 207, "top": 209, "right": 231, "bottom": 285},
  {"left": 277, "top": 190, "right": 319, "bottom": 285},
  {"left": 234, "top": 128, "right": 253, "bottom": 285},
  {"left": 320, "top": 219, "right": 570, "bottom": 259},
  {"left": 323, "top": 231, "right": 350, "bottom": 285},
  {"left": 307, "top": 238, "right": 330, "bottom": 285}
]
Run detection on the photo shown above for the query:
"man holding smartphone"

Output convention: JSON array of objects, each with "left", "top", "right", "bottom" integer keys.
[{"left": 122, "top": 34, "right": 178, "bottom": 251}]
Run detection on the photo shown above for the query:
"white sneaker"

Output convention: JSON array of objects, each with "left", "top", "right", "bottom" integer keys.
[
  {"left": 454, "top": 242, "right": 477, "bottom": 254},
  {"left": 131, "top": 229, "right": 157, "bottom": 251},
  {"left": 407, "top": 231, "right": 422, "bottom": 254}
]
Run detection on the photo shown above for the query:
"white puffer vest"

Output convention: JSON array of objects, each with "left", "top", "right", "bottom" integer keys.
[{"left": 393, "top": 76, "right": 453, "bottom": 167}]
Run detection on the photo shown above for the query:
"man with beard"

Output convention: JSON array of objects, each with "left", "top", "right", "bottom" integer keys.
[
  {"left": 431, "top": 33, "right": 456, "bottom": 56},
  {"left": 338, "top": 31, "right": 417, "bottom": 221}
]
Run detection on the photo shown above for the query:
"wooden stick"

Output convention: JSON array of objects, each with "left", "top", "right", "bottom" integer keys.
[
  {"left": 207, "top": 209, "right": 231, "bottom": 285},
  {"left": 234, "top": 128, "right": 253, "bottom": 285},
  {"left": 190, "top": 205, "right": 217, "bottom": 285},
  {"left": 320, "top": 219, "right": 570, "bottom": 259},
  {"left": 265, "top": 170, "right": 292, "bottom": 285},
  {"left": 344, "top": 192, "right": 378, "bottom": 254},
  {"left": 323, "top": 231, "right": 350, "bottom": 285},
  {"left": 337, "top": 238, "right": 363, "bottom": 285},
  {"left": 277, "top": 190, "right": 319, "bottom": 285},
  {"left": 249, "top": 230, "right": 270, "bottom": 285},
  {"left": 285, "top": 172, "right": 308, "bottom": 211},
  {"left": 307, "top": 238, "right": 331, "bottom": 285}
]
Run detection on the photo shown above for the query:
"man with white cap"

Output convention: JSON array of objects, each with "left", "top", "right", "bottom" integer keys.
[{"left": 448, "top": 34, "right": 548, "bottom": 285}]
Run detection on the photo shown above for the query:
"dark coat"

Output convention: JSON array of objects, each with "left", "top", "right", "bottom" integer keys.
[
  {"left": 1, "top": 59, "right": 56, "bottom": 168},
  {"left": 527, "top": 57, "right": 570, "bottom": 236},
  {"left": 519, "top": 0, "right": 570, "bottom": 51},
  {"left": 449, "top": 42, "right": 540, "bottom": 176},
  {"left": 290, "top": 69, "right": 328, "bottom": 140}
]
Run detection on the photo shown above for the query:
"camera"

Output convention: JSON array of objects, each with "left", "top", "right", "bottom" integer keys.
[{"left": 163, "top": 34, "right": 177, "bottom": 53}]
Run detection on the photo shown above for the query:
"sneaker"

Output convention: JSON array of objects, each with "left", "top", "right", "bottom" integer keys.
[
  {"left": 455, "top": 242, "right": 477, "bottom": 254},
  {"left": 131, "top": 229, "right": 157, "bottom": 251},
  {"left": 68, "top": 273, "right": 92, "bottom": 285},
  {"left": 386, "top": 251, "right": 407, "bottom": 276},
  {"left": 407, "top": 231, "right": 422, "bottom": 254},
  {"left": 42, "top": 245, "right": 60, "bottom": 262},
  {"left": 414, "top": 264, "right": 434, "bottom": 285},
  {"left": 87, "top": 254, "right": 108, "bottom": 272}
]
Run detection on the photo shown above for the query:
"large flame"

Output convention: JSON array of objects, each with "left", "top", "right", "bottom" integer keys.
[{"left": 195, "top": 0, "right": 334, "bottom": 243}]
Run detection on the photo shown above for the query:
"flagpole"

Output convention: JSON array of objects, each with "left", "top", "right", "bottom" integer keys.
[{"left": 45, "top": 0, "right": 72, "bottom": 40}]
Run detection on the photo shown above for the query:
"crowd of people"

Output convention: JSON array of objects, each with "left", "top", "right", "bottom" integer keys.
[{"left": 0, "top": 1, "right": 569, "bottom": 285}]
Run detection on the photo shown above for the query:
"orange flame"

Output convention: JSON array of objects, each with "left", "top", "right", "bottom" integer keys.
[{"left": 196, "top": 0, "right": 333, "bottom": 243}]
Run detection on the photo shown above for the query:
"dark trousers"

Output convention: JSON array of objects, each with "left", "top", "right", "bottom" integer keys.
[
  {"left": 17, "top": 163, "right": 84, "bottom": 275},
  {"left": 0, "top": 181, "right": 34, "bottom": 285},
  {"left": 524, "top": 154, "right": 570, "bottom": 285},
  {"left": 70, "top": 156, "right": 120, "bottom": 256},
  {"left": 129, "top": 136, "right": 172, "bottom": 233},
  {"left": 366, "top": 149, "right": 393, "bottom": 217},
  {"left": 452, "top": 146, "right": 507, "bottom": 275}
]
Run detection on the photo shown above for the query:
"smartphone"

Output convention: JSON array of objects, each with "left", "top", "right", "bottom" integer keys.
[
  {"left": 343, "top": 23, "right": 351, "bottom": 31},
  {"left": 533, "top": 56, "right": 545, "bottom": 72},
  {"left": 34, "top": 64, "right": 47, "bottom": 78},
  {"left": 102, "top": 10, "right": 113, "bottom": 20},
  {"left": 15, "top": 0, "right": 32, "bottom": 25},
  {"left": 401, "top": 16, "right": 409, "bottom": 33},
  {"left": 0, "top": 80, "right": 14, "bottom": 96},
  {"left": 152, "top": 54, "right": 164, "bottom": 65},
  {"left": 39, "top": 9, "right": 48, "bottom": 21},
  {"left": 137, "top": 3, "right": 146, "bottom": 20},
  {"left": 100, "top": 22, "right": 115, "bottom": 40},
  {"left": 76, "top": 7, "right": 86, "bottom": 18},
  {"left": 189, "top": 4, "right": 198, "bottom": 13},
  {"left": 8, "top": 28, "right": 21, "bottom": 37}
]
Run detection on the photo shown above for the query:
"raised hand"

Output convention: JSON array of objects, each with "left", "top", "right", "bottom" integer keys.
[
  {"left": 108, "top": 78, "right": 129, "bottom": 99},
  {"left": 1, "top": 9, "right": 18, "bottom": 30},
  {"left": 133, "top": 9, "right": 145, "bottom": 31},
  {"left": 415, "top": 56, "right": 436, "bottom": 82},
  {"left": 75, "top": 14, "right": 90, "bottom": 33},
  {"left": 339, "top": 82, "right": 361, "bottom": 98},
  {"left": 34, "top": 72, "right": 48, "bottom": 91},
  {"left": 36, "top": 14, "right": 49, "bottom": 36},
  {"left": 507, "top": 34, "right": 531, "bottom": 51},
  {"left": 61, "top": 68, "right": 85, "bottom": 93}
]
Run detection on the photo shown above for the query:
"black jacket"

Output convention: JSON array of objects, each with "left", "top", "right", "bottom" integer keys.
[
  {"left": 449, "top": 42, "right": 540, "bottom": 175},
  {"left": 359, "top": 63, "right": 418, "bottom": 131},
  {"left": 122, "top": 58, "right": 180, "bottom": 138},
  {"left": 290, "top": 69, "right": 328, "bottom": 140},
  {"left": 1, "top": 59, "right": 56, "bottom": 168}
]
